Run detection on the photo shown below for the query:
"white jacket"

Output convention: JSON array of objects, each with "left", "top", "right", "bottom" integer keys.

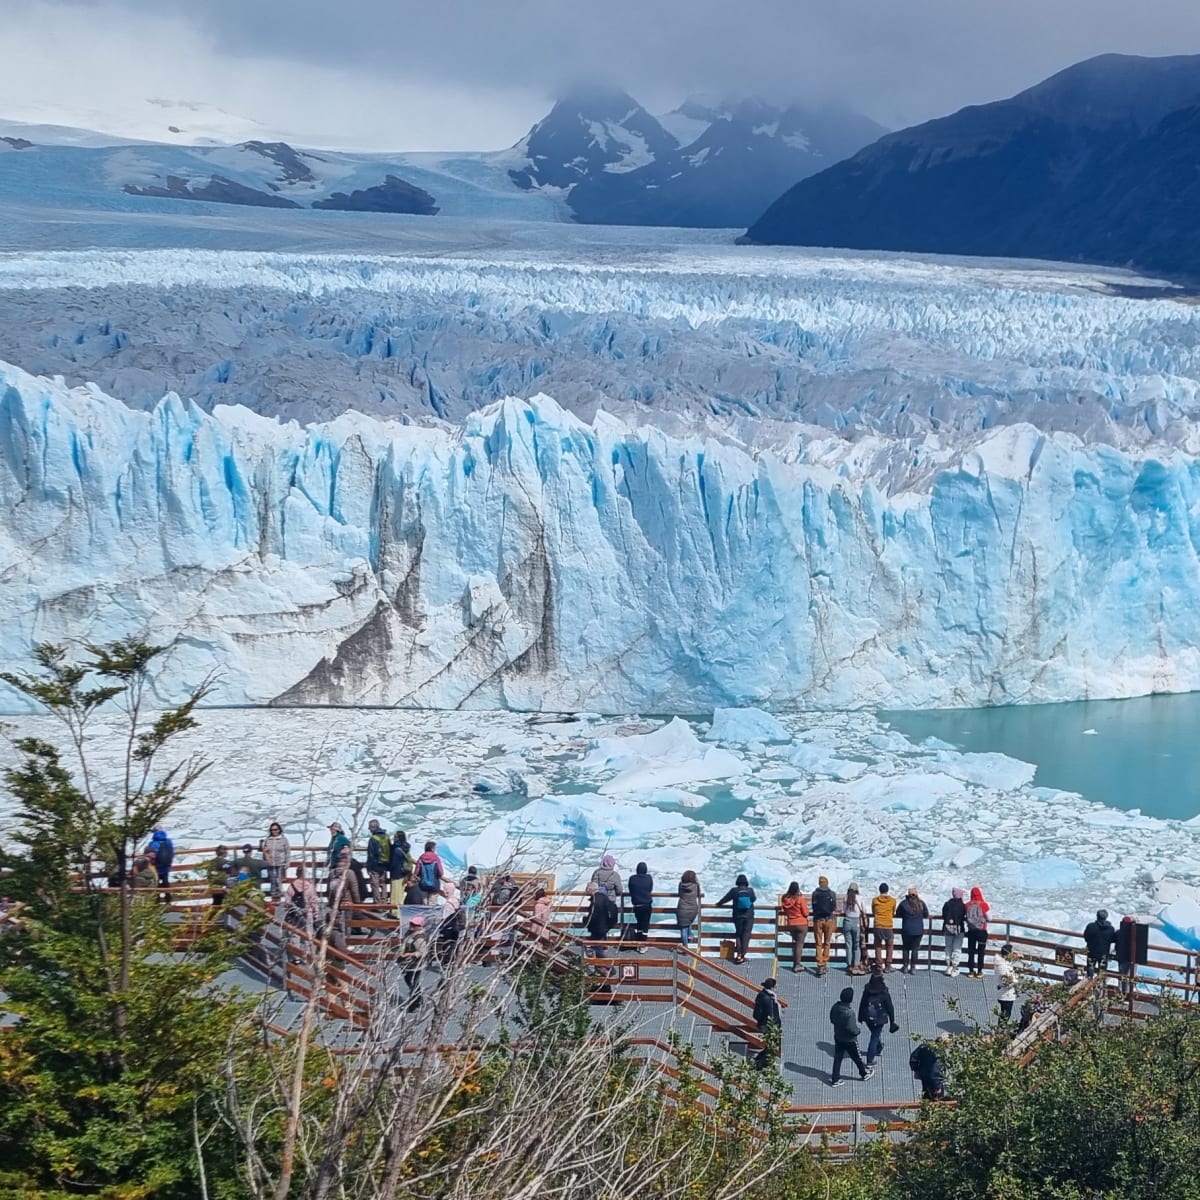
[{"left": 994, "top": 956, "right": 1017, "bottom": 1002}]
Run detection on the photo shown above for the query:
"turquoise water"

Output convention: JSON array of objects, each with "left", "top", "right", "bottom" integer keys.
[{"left": 882, "top": 693, "right": 1200, "bottom": 822}]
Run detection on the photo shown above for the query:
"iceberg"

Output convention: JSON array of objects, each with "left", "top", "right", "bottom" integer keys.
[
  {"left": 1158, "top": 897, "right": 1200, "bottom": 953},
  {"left": 506, "top": 793, "right": 695, "bottom": 848},
  {"left": 8, "top": 361, "right": 1200, "bottom": 713},
  {"left": 705, "top": 707, "right": 792, "bottom": 745}
]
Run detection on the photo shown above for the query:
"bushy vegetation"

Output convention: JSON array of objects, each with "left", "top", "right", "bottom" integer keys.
[{"left": 3, "top": 643, "right": 1200, "bottom": 1199}]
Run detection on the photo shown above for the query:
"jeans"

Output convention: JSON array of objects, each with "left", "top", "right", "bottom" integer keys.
[
  {"left": 831, "top": 1039, "right": 867, "bottom": 1082},
  {"left": 901, "top": 933, "right": 923, "bottom": 970},
  {"left": 844, "top": 923, "right": 862, "bottom": 970},
  {"left": 732, "top": 914, "right": 754, "bottom": 959},
  {"left": 266, "top": 865, "right": 285, "bottom": 898},
  {"left": 814, "top": 917, "right": 836, "bottom": 967},
  {"left": 865, "top": 1023, "right": 886, "bottom": 1064},
  {"left": 944, "top": 930, "right": 964, "bottom": 969},
  {"left": 966, "top": 929, "right": 988, "bottom": 973},
  {"left": 679, "top": 924, "right": 692, "bottom": 948},
  {"left": 633, "top": 904, "right": 652, "bottom": 939},
  {"left": 785, "top": 924, "right": 808, "bottom": 968}
]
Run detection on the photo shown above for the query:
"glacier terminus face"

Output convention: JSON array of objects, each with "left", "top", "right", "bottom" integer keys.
[{"left": 3, "top": 227, "right": 1200, "bottom": 712}]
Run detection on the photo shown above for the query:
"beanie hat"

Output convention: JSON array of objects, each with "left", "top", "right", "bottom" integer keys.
[{"left": 1097, "top": 909, "right": 1108, "bottom": 921}]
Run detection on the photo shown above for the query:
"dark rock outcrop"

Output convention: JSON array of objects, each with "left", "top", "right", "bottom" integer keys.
[{"left": 312, "top": 174, "right": 438, "bottom": 214}]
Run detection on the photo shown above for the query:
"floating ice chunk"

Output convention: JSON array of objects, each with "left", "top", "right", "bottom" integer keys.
[
  {"left": 1156, "top": 899, "right": 1200, "bottom": 953},
  {"left": 470, "top": 755, "right": 542, "bottom": 797},
  {"left": 921, "top": 737, "right": 959, "bottom": 751},
  {"left": 508, "top": 793, "right": 695, "bottom": 848},
  {"left": 867, "top": 731, "right": 917, "bottom": 754},
  {"left": 837, "top": 772, "right": 967, "bottom": 812},
  {"left": 440, "top": 817, "right": 514, "bottom": 871},
  {"left": 705, "top": 707, "right": 791, "bottom": 745},
  {"left": 1082, "top": 728, "right": 1099, "bottom": 736},
  {"left": 583, "top": 717, "right": 744, "bottom": 794},
  {"left": 629, "top": 787, "right": 708, "bottom": 809},
  {"left": 995, "top": 857, "right": 1086, "bottom": 889},
  {"left": 787, "top": 743, "right": 866, "bottom": 780},
  {"left": 929, "top": 750, "right": 1037, "bottom": 790},
  {"left": 330, "top": 742, "right": 367, "bottom": 768}
]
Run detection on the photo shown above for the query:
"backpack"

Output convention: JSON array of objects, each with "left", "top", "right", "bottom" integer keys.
[
  {"left": 865, "top": 992, "right": 887, "bottom": 1028},
  {"left": 418, "top": 857, "right": 440, "bottom": 891},
  {"left": 966, "top": 901, "right": 987, "bottom": 932},
  {"left": 283, "top": 884, "right": 307, "bottom": 927},
  {"left": 734, "top": 889, "right": 754, "bottom": 913}
]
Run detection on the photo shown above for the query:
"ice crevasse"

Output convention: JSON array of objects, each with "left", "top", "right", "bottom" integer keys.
[{"left": 4, "top": 358, "right": 1200, "bottom": 712}]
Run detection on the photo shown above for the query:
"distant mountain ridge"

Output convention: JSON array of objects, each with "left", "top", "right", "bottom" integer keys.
[
  {"left": 509, "top": 87, "right": 887, "bottom": 228},
  {"left": 745, "top": 53, "right": 1200, "bottom": 276}
]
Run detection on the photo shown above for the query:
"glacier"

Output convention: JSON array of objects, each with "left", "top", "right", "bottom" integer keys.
[{"left": 6, "top": 357, "right": 1200, "bottom": 712}]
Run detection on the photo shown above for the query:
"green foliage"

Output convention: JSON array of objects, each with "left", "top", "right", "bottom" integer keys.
[{"left": 0, "top": 642, "right": 251, "bottom": 1200}]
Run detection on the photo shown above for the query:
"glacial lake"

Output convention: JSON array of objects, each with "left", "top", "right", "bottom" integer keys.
[{"left": 882, "top": 692, "right": 1200, "bottom": 822}]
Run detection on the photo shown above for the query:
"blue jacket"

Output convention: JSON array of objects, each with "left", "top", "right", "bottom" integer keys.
[
  {"left": 628, "top": 871, "right": 655, "bottom": 907},
  {"left": 150, "top": 832, "right": 174, "bottom": 871},
  {"left": 898, "top": 896, "right": 929, "bottom": 936}
]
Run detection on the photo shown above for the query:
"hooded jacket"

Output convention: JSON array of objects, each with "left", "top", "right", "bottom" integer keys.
[
  {"left": 676, "top": 879, "right": 701, "bottom": 927},
  {"left": 897, "top": 894, "right": 929, "bottom": 936},
  {"left": 780, "top": 891, "right": 809, "bottom": 926},
  {"left": 1084, "top": 917, "right": 1117, "bottom": 958},
  {"left": 858, "top": 975, "right": 896, "bottom": 1028},
  {"left": 390, "top": 836, "right": 413, "bottom": 880},
  {"left": 149, "top": 831, "right": 174, "bottom": 871},
  {"left": 263, "top": 832, "right": 290, "bottom": 869},
  {"left": 829, "top": 992, "right": 860, "bottom": 1043},
  {"left": 811, "top": 883, "right": 838, "bottom": 920},
  {"left": 366, "top": 830, "right": 390, "bottom": 872},
  {"left": 628, "top": 867, "right": 655, "bottom": 907},
  {"left": 326, "top": 830, "right": 350, "bottom": 867},
  {"left": 586, "top": 892, "right": 619, "bottom": 939},
  {"left": 591, "top": 856, "right": 623, "bottom": 898},
  {"left": 966, "top": 887, "right": 990, "bottom": 932},
  {"left": 941, "top": 893, "right": 967, "bottom": 934},
  {"left": 416, "top": 850, "right": 444, "bottom": 892},
  {"left": 753, "top": 985, "right": 782, "bottom": 1032}
]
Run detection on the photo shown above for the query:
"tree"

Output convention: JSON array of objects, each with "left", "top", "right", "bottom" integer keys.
[{"left": 0, "top": 641, "right": 256, "bottom": 1200}]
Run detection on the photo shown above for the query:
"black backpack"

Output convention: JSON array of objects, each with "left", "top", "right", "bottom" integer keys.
[{"left": 865, "top": 991, "right": 887, "bottom": 1028}]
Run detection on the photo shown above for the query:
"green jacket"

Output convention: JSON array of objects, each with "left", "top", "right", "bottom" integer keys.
[{"left": 327, "top": 832, "right": 350, "bottom": 867}]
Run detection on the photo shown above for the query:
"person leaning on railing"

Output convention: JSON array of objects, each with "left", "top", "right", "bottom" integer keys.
[
  {"left": 676, "top": 870, "right": 701, "bottom": 948},
  {"left": 778, "top": 881, "right": 809, "bottom": 973},
  {"left": 810, "top": 876, "right": 838, "bottom": 976}
]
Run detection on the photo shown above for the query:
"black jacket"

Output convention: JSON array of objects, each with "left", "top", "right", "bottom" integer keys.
[
  {"left": 858, "top": 978, "right": 896, "bottom": 1029},
  {"left": 389, "top": 838, "right": 413, "bottom": 881},
  {"left": 628, "top": 871, "right": 655, "bottom": 907},
  {"left": 829, "top": 999, "right": 860, "bottom": 1043},
  {"left": 941, "top": 896, "right": 966, "bottom": 933},
  {"left": 1084, "top": 919, "right": 1116, "bottom": 958},
  {"left": 811, "top": 886, "right": 837, "bottom": 920},
  {"left": 909, "top": 1044, "right": 944, "bottom": 1089},
  {"left": 753, "top": 987, "right": 782, "bottom": 1032},
  {"left": 586, "top": 894, "right": 619, "bottom": 939},
  {"left": 716, "top": 885, "right": 756, "bottom": 914}
]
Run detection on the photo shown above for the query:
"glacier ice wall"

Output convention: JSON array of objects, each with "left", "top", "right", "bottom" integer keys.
[{"left": 5, "top": 359, "right": 1200, "bottom": 712}]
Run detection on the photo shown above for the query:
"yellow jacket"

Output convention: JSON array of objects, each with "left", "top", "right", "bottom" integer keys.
[{"left": 871, "top": 893, "right": 897, "bottom": 929}]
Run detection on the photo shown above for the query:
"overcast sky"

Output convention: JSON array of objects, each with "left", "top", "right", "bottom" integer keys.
[{"left": 4, "top": 0, "right": 1200, "bottom": 150}]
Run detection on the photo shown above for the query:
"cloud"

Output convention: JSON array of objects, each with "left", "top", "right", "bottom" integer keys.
[{"left": 4, "top": 0, "right": 1200, "bottom": 148}]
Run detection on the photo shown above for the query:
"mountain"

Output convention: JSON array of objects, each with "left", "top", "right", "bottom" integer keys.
[
  {"left": 744, "top": 53, "right": 1200, "bottom": 273},
  {"left": 506, "top": 91, "right": 886, "bottom": 227}
]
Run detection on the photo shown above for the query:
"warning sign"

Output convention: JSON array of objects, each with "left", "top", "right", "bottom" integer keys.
[{"left": 619, "top": 963, "right": 639, "bottom": 982}]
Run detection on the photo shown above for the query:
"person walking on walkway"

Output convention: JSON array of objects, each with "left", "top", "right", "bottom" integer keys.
[
  {"left": 995, "top": 943, "right": 1017, "bottom": 1021},
  {"left": 965, "top": 886, "right": 990, "bottom": 977},
  {"left": 326, "top": 822, "right": 350, "bottom": 869},
  {"left": 872, "top": 883, "right": 897, "bottom": 971},
  {"left": 941, "top": 887, "right": 967, "bottom": 976},
  {"left": 829, "top": 986, "right": 874, "bottom": 1086},
  {"left": 716, "top": 874, "right": 756, "bottom": 964},
  {"left": 779, "top": 881, "right": 809, "bottom": 972},
  {"left": 399, "top": 914, "right": 425, "bottom": 1011},
  {"left": 628, "top": 861, "right": 654, "bottom": 950},
  {"left": 753, "top": 976, "right": 782, "bottom": 1069},
  {"left": 389, "top": 831, "right": 414, "bottom": 909},
  {"left": 149, "top": 829, "right": 174, "bottom": 895},
  {"left": 282, "top": 866, "right": 319, "bottom": 936},
  {"left": 365, "top": 819, "right": 391, "bottom": 905},
  {"left": 858, "top": 964, "right": 900, "bottom": 1067},
  {"left": 262, "top": 822, "right": 291, "bottom": 900},
  {"left": 910, "top": 1041, "right": 947, "bottom": 1100},
  {"left": 1083, "top": 909, "right": 1117, "bottom": 978},
  {"left": 811, "top": 876, "right": 838, "bottom": 976},
  {"left": 676, "top": 870, "right": 701, "bottom": 948},
  {"left": 842, "top": 882, "right": 868, "bottom": 974},
  {"left": 898, "top": 886, "right": 929, "bottom": 973},
  {"left": 415, "top": 841, "right": 445, "bottom": 905}
]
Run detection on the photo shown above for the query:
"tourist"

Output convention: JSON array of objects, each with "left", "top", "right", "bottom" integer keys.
[
  {"left": 233, "top": 843, "right": 266, "bottom": 883},
  {"left": 965, "top": 886, "right": 990, "bottom": 977},
  {"left": 389, "top": 831, "right": 414, "bottom": 909},
  {"left": 858, "top": 964, "right": 900, "bottom": 1067},
  {"left": 131, "top": 855, "right": 158, "bottom": 896},
  {"left": 872, "top": 882, "right": 897, "bottom": 971},
  {"left": 460, "top": 865, "right": 482, "bottom": 906},
  {"left": 262, "top": 822, "right": 290, "bottom": 899},
  {"left": 1083, "top": 909, "right": 1117, "bottom": 978},
  {"left": 585, "top": 885, "right": 619, "bottom": 957},
  {"left": 149, "top": 828, "right": 174, "bottom": 891},
  {"left": 810, "top": 875, "right": 838, "bottom": 976},
  {"left": 207, "top": 844, "right": 235, "bottom": 906},
  {"left": 435, "top": 906, "right": 467, "bottom": 966},
  {"left": 490, "top": 872, "right": 518, "bottom": 908},
  {"left": 403, "top": 875, "right": 425, "bottom": 907},
  {"left": 415, "top": 841, "right": 445, "bottom": 905},
  {"left": 1115, "top": 914, "right": 1137, "bottom": 995},
  {"left": 897, "top": 886, "right": 929, "bottom": 973},
  {"left": 399, "top": 914, "right": 425, "bottom": 1011},
  {"left": 995, "top": 942, "right": 1017, "bottom": 1021},
  {"left": 628, "top": 861, "right": 654, "bottom": 950},
  {"left": 842, "top": 882, "right": 868, "bottom": 975},
  {"left": 591, "top": 853, "right": 623, "bottom": 900},
  {"left": 778, "top": 881, "right": 809, "bottom": 973},
  {"left": 715, "top": 874, "right": 757, "bottom": 964},
  {"left": 828, "top": 986, "right": 874, "bottom": 1086},
  {"left": 676, "top": 870, "right": 701, "bottom": 948},
  {"left": 441, "top": 878, "right": 461, "bottom": 916},
  {"left": 909, "top": 1040, "right": 947, "bottom": 1100},
  {"left": 532, "top": 885, "right": 552, "bottom": 933},
  {"left": 281, "top": 866, "right": 319, "bottom": 935},
  {"left": 752, "top": 976, "right": 782, "bottom": 1069},
  {"left": 326, "top": 822, "right": 350, "bottom": 868},
  {"left": 941, "top": 887, "right": 967, "bottom": 976},
  {"left": 328, "top": 847, "right": 361, "bottom": 905},
  {"left": 365, "top": 819, "right": 391, "bottom": 905}
]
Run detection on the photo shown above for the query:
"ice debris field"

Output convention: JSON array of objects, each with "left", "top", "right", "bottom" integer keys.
[{"left": 2, "top": 705, "right": 1198, "bottom": 950}]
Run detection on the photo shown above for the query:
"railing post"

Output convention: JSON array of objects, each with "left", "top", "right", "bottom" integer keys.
[
  {"left": 671, "top": 947, "right": 678, "bottom": 1008},
  {"left": 852, "top": 1109, "right": 861, "bottom": 1148}
]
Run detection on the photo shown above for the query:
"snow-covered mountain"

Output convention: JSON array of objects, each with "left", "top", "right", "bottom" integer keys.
[{"left": 506, "top": 90, "right": 887, "bottom": 227}]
